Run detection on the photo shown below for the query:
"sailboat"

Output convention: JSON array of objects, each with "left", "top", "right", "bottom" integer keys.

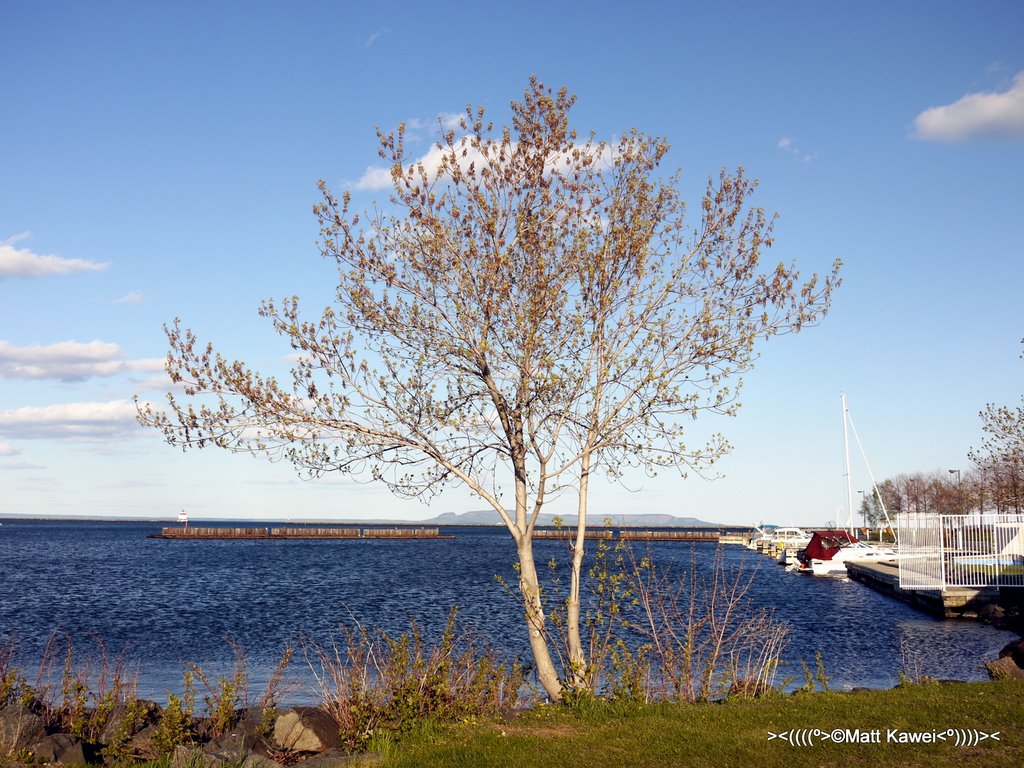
[{"left": 791, "top": 395, "right": 899, "bottom": 576}]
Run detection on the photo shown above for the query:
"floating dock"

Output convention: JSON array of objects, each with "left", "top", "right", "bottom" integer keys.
[
  {"left": 148, "top": 526, "right": 452, "bottom": 540},
  {"left": 718, "top": 532, "right": 750, "bottom": 545}
]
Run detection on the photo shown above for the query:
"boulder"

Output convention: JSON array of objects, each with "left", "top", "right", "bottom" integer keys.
[
  {"left": 33, "top": 733, "right": 88, "bottom": 765},
  {"left": 206, "top": 728, "right": 269, "bottom": 761},
  {"left": 998, "top": 638, "right": 1024, "bottom": 668},
  {"left": 978, "top": 604, "right": 1006, "bottom": 621},
  {"left": 985, "top": 655, "right": 1024, "bottom": 681},
  {"left": 171, "top": 744, "right": 284, "bottom": 768},
  {"left": 126, "top": 722, "right": 162, "bottom": 760},
  {"left": 98, "top": 699, "right": 161, "bottom": 746},
  {"left": 0, "top": 703, "right": 46, "bottom": 754},
  {"left": 215, "top": 708, "right": 270, "bottom": 750},
  {"left": 272, "top": 708, "right": 342, "bottom": 753}
]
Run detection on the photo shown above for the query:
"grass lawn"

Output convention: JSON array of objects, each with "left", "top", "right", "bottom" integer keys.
[{"left": 380, "top": 680, "right": 1024, "bottom": 768}]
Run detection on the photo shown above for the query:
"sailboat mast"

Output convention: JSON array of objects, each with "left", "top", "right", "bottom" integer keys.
[{"left": 841, "top": 393, "right": 854, "bottom": 536}]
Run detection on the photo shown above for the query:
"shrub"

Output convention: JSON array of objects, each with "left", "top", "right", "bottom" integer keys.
[{"left": 305, "top": 607, "right": 523, "bottom": 752}]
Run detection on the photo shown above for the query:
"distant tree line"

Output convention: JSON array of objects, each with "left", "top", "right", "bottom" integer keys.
[{"left": 859, "top": 339, "right": 1023, "bottom": 522}]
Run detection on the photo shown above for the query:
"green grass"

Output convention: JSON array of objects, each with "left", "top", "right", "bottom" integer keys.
[{"left": 381, "top": 681, "right": 1024, "bottom": 768}]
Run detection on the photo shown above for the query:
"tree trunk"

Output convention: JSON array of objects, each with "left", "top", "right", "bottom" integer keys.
[
  {"left": 565, "top": 454, "right": 591, "bottom": 690},
  {"left": 516, "top": 537, "right": 564, "bottom": 702}
]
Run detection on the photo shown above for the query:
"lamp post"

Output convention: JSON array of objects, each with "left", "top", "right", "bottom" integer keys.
[{"left": 949, "top": 469, "right": 963, "bottom": 515}]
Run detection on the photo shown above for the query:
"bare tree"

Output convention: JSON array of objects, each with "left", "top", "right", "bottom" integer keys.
[
  {"left": 137, "top": 78, "right": 839, "bottom": 701},
  {"left": 970, "top": 339, "right": 1024, "bottom": 513}
]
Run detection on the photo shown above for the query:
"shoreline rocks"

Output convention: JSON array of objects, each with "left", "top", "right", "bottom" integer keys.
[{"left": 0, "top": 700, "right": 380, "bottom": 767}]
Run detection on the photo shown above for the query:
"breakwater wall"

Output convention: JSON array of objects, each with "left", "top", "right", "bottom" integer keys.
[
  {"left": 149, "top": 526, "right": 451, "bottom": 540},
  {"left": 149, "top": 526, "right": 745, "bottom": 542},
  {"left": 533, "top": 528, "right": 741, "bottom": 542}
]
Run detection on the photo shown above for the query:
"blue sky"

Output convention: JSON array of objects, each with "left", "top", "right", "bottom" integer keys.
[{"left": 2, "top": 1, "right": 1022, "bottom": 525}]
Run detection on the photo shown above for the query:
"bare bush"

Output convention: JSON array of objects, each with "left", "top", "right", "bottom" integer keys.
[
  {"left": 303, "top": 607, "right": 523, "bottom": 751},
  {"left": 623, "top": 546, "right": 789, "bottom": 702}
]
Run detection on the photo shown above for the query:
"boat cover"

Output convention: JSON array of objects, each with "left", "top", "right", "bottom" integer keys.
[{"left": 798, "top": 530, "right": 857, "bottom": 564}]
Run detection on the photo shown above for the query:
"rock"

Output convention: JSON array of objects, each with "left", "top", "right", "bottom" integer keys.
[
  {"left": 33, "top": 733, "right": 88, "bottom": 765},
  {"left": 998, "top": 638, "right": 1024, "bottom": 668},
  {"left": 171, "top": 745, "right": 204, "bottom": 768},
  {"left": 98, "top": 699, "right": 161, "bottom": 746},
  {"left": 171, "top": 744, "right": 284, "bottom": 768},
  {"left": 127, "top": 722, "right": 162, "bottom": 760},
  {"left": 215, "top": 709, "right": 270, "bottom": 750},
  {"left": 979, "top": 604, "right": 1006, "bottom": 621},
  {"left": 206, "top": 728, "right": 269, "bottom": 761},
  {"left": 985, "top": 655, "right": 1024, "bottom": 681},
  {"left": 0, "top": 703, "right": 46, "bottom": 754},
  {"left": 272, "top": 708, "right": 342, "bottom": 753}
]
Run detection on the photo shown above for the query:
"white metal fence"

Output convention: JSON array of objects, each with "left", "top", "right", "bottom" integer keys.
[{"left": 898, "top": 513, "right": 1024, "bottom": 589}]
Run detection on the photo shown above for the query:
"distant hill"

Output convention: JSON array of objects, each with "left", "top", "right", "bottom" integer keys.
[{"left": 418, "top": 509, "right": 723, "bottom": 527}]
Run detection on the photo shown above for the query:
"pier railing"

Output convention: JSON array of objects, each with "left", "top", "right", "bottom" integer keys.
[{"left": 898, "top": 513, "right": 1024, "bottom": 589}]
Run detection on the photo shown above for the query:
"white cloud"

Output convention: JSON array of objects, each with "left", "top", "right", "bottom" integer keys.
[
  {"left": 353, "top": 165, "right": 396, "bottom": 191},
  {"left": 353, "top": 140, "right": 483, "bottom": 190},
  {"left": 777, "top": 136, "right": 814, "bottom": 162},
  {"left": 0, "top": 441, "right": 18, "bottom": 456},
  {"left": 0, "top": 235, "right": 109, "bottom": 279},
  {"left": 352, "top": 137, "right": 617, "bottom": 191},
  {"left": 0, "top": 400, "right": 143, "bottom": 440},
  {"left": 438, "top": 112, "right": 464, "bottom": 131},
  {"left": 113, "top": 291, "right": 145, "bottom": 305},
  {"left": 133, "top": 372, "right": 178, "bottom": 393},
  {"left": 0, "top": 340, "right": 165, "bottom": 382},
  {"left": 365, "top": 28, "right": 389, "bottom": 48},
  {"left": 913, "top": 72, "right": 1024, "bottom": 141}
]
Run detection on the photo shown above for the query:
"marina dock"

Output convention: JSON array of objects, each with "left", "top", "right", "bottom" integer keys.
[
  {"left": 844, "top": 560, "right": 1005, "bottom": 619},
  {"left": 742, "top": 529, "right": 1020, "bottom": 621}
]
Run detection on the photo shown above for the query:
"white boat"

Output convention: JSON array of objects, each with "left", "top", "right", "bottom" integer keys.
[
  {"left": 791, "top": 395, "right": 900, "bottom": 576},
  {"left": 771, "top": 526, "right": 811, "bottom": 547},
  {"left": 808, "top": 539, "right": 899, "bottom": 576},
  {"left": 177, "top": 510, "right": 189, "bottom": 526},
  {"left": 746, "top": 524, "right": 776, "bottom": 550},
  {"left": 791, "top": 530, "right": 898, "bottom": 575},
  {"left": 769, "top": 527, "right": 812, "bottom": 563}
]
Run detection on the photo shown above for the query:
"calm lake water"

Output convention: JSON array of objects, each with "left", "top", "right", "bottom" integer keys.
[{"left": 0, "top": 519, "right": 1017, "bottom": 701}]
